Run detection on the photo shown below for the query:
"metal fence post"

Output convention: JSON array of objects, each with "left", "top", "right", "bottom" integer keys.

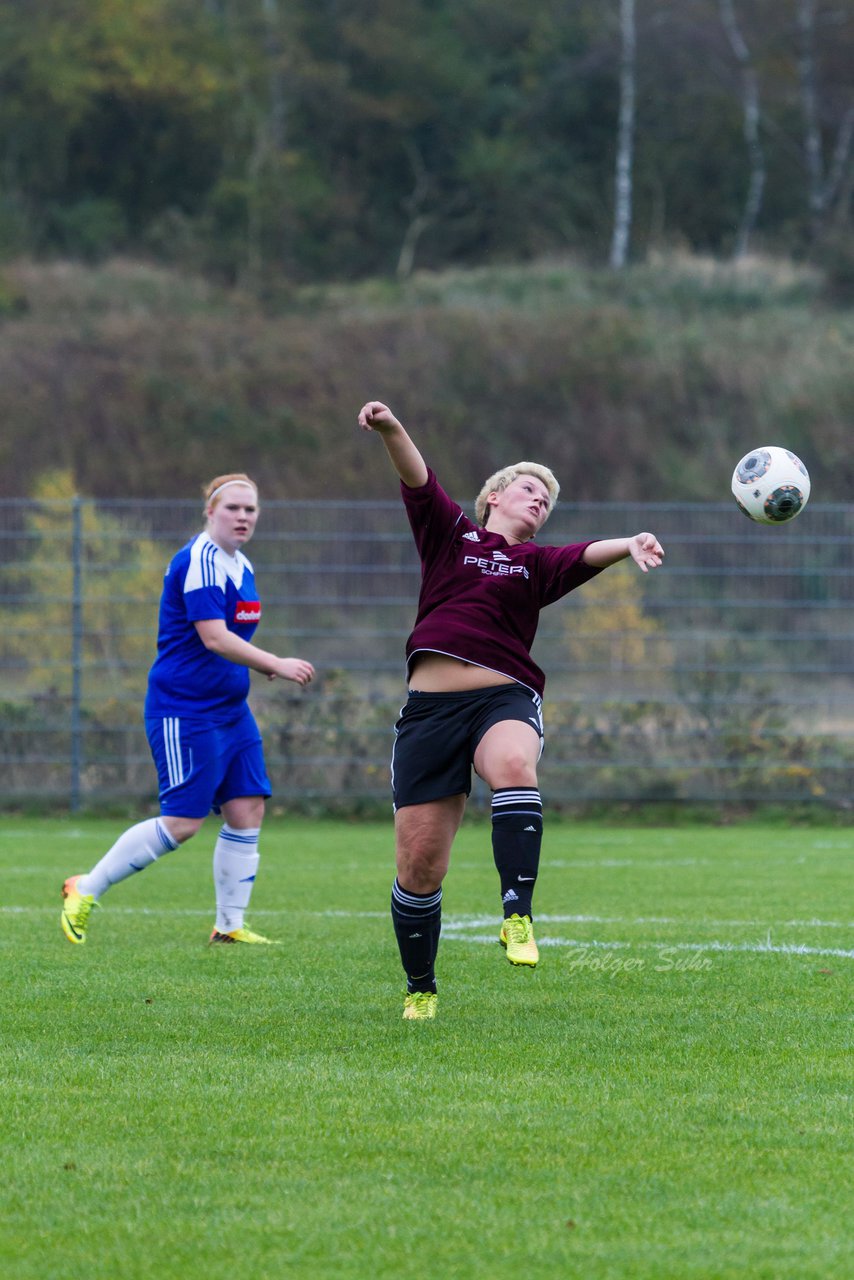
[{"left": 70, "top": 496, "right": 83, "bottom": 812}]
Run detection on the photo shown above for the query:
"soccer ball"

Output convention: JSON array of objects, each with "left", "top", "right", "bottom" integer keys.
[{"left": 731, "top": 446, "right": 811, "bottom": 524}]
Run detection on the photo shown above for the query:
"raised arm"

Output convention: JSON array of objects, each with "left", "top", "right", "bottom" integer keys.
[
  {"left": 357, "top": 401, "right": 429, "bottom": 489},
  {"left": 583, "top": 533, "right": 665, "bottom": 574}
]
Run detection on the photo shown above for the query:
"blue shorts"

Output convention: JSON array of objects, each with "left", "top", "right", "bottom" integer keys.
[
  {"left": 391, "top": 684, "right": 544, "bottom": 810},
  {"left": 145, "top": 705, "right": 272, "bottom": 819}
]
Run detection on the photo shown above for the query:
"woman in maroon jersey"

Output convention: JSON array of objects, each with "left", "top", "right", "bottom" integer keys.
[{"left": 358, "top": 399, "right": 664, "bottom": 1020}]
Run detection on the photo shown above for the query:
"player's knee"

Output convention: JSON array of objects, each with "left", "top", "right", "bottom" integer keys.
[
  {"left": 222, "top": 796, "right": 266, "bottom": 828},
  {"left": 397, "top": 843, "right": 446, "bottom": 891},
  {"left": 491, "top": 753, "right": 538, "bottom": 788},
  {"left": 161, "top": 815, "right": 204, "bottom": 844}
]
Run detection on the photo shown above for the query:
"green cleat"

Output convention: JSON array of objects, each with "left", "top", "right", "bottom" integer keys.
[
  {"left": 209, "top": 926, "right": 280, "bottom": 945},
  {"left": 499, "top": 913, "right": 539, "bottom": 967},
  {"left": 403, "top": 991, "right": 438, "bottom": 1021},
  {"left": 61, "top": 875, "right": 98, "bottom": 945}
]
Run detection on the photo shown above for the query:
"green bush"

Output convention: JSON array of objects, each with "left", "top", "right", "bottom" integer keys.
[
  {"left": 47, "top": 199, "right": 128, "bottom": 263},
  {"left": 817, "top": 230, "right": 854, "bottom": 306}
]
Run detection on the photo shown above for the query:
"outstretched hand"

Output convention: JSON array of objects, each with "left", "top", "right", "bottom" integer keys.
[
  {"left": 628, "top": 532, "right": 665, "bottom": 573},
  {"left": 268, "top": 658, "right": 316, "bottom": 686}
]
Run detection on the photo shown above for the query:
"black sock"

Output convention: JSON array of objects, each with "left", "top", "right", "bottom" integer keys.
[
  {"left": 492, "top": 787, "right": 543, "bottom": 919},
  {"left": 391, "top": 878, "right": 442, "bottom": 993}
]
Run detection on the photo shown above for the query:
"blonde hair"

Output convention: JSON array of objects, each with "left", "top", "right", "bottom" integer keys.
[
  {"left": 474, "top": 462, "right": 560, "bottom": 527},
  {"left": 203, "top": 473, "right": 258, "bottom": 510}
]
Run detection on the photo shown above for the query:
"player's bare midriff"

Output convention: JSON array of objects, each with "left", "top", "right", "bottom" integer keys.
[{"left": 408, "top": 652, "right": 517, "bottom": 692}]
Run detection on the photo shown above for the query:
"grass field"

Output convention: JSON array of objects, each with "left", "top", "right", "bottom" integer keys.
[{"left": 2, "top": 816, "right": 852, "bottom": 1280}]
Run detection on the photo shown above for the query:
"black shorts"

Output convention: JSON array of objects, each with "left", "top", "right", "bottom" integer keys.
[{"left": 391, "top": 684, "right": 544, "bottom": 810}]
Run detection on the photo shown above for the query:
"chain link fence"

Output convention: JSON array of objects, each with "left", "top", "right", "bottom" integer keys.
[{"left": 1, "top": 495, "right": 851, "bottom": 811}]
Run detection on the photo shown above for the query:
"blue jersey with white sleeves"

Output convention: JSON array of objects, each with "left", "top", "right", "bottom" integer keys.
[{"left": 145, "top": 533, "right": 262, "bottom": 721}]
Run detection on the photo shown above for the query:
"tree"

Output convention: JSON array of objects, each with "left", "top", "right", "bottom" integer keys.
[
  {"left": 2, "top": 469, "right": 164, "bottom": 703},
  {"left": 0, "top": 0, "right": 231, "bottom": 258},
  {"left": 796, "top": 0, "right": 854, "bottom": 240},
  {"left": 610, "top": 0, "right": 637, "bottom": 268},
  {"left": 718, "top": 0, "right": 766, "bottom": 256},
  {"left": 1, "top": 0, "right": 853, "bottom": 275}
]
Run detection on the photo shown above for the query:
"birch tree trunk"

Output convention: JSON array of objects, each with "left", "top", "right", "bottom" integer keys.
[
  {"left": 241, "top": 0, "right": 289, "bottom": 279},
  {"left": 609, "top": 0, "right": 636, "bottom": 270},
  {"left": 796, "top": 0, "right": 854, "bottom": 238},
  {"left": 261, "top": 0, "right": 287, "bottom": 153},
  {"left": 796, "top": 0, "right": 825, "bottom": 232},
  {"left": 824, "top": 105, "right": 854, "bottom": 225},
  {"left": 396, "top": 140, "right": 435, "bottom": 279},
  {"left": 719, "top": 0, "right": 765, "bottom": 257}
]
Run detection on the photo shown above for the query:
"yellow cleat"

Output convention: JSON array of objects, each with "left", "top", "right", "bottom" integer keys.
[
  {"left": 61, "top": 875, "right": 98, "bottom": 945},
  {"left": 209, "top": 926, "right": 280, "bottom": 945},
  {"left": 499, "top": 913, "right": 539, "bottom": 967},
  {"left": 403, "top": 991, "right": 438, "bottom": 1021}
]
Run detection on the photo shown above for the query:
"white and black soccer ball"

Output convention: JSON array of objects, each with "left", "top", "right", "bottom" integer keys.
[{"left": 731, "top": 446, "right": 811, "bottom": 524}]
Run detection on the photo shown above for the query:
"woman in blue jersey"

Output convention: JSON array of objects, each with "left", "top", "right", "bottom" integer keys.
[
  {"left": 61, "top": 473, "right": 315, "bottom": 947},
  {"left": 358, "top": 400, "right": 665, "bottom": 1019}
]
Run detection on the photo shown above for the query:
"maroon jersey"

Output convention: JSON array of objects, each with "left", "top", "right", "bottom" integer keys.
[{"left": 401, "top": 468, "right": 602, "bottom": 696}]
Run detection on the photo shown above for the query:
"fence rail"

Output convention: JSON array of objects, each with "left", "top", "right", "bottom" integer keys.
[{"left": 1, "top": 496, "right": 850, "bottom": 810}]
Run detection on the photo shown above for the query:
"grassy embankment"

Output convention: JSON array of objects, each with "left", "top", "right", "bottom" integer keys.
[{"left": 0, "top": 252, "right": 850, "bottom": 502}]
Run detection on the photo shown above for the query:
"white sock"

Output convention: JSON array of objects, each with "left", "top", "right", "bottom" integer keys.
[
  {"left": 78, "top": 818, "right": 180, "bottom": 900},
  {"left": 213, "top": 825, "right": 261, "bottom": 932}
]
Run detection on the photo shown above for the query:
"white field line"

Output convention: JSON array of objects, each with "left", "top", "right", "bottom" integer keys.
[
  {"left": 440, "top": 912, "right": 854, "bottom": 929},
  {"left": 455, "top": 859, "right": 711, "bottom": 870},
  {"left": 2, "top": 905, "right": 266, "bottom": 916},
  {"left": 3, "top": 831, "right": 850, "bottom": 853},
  {"left": 6, "top": 906, "right": 853, "bottom": 959},
  {"left": 6, "top": 905, "right": 852, "bottom": 930},
  {"left": 449, "top": 934, "right": 854, "bottom": 960}
]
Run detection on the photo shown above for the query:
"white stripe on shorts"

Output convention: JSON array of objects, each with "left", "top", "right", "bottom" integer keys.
[{"left": 163, "top": 717, "right": 184, "bottom": 788}]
